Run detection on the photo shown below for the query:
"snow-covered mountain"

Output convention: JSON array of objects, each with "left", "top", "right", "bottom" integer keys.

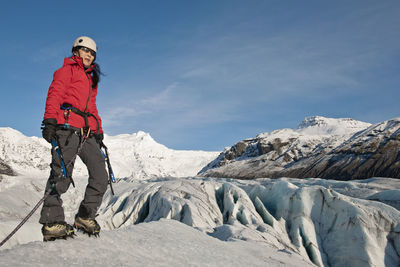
[
  {"left": 103, "top": 131, "right": 219, "bottom": 179},
  {"left": 289, "top": 117, "right": 400, "bottom": 179},
  {"left": 199, "top": 116, "right": 400, "bottom": 179},
  {"left": 0, "top": 128, "right": 219, "bottom": 180},
  {"left": 0, "top": 128, "right": 50, "bottom": 177}
]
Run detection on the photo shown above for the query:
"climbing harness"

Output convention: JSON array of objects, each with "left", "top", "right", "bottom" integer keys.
[{"left": 61, "top": 103, "right": 100, "bottom": 133}]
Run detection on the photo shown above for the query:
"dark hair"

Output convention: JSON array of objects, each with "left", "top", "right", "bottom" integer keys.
[{"left": 92, "top": 64, "right": 102, "bottom": 88}]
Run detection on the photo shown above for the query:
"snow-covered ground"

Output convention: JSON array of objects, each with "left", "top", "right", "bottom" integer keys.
[
  {"left": 0, "top": 174, "right": 399, "bottom": 266},
  {"left": 0, "top": 125, "right": 399, "bottom": 266},
  {"left": 0, "top": 218, "right": 312, "bottom": 267}
]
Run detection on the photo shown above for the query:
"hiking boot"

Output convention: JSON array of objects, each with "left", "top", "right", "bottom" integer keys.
[
  {"left": 42, "top": 222, "right": 75, "bottom": 241},
  {"left": 74, "top": 216, "right": 100, "bottom": 236}
]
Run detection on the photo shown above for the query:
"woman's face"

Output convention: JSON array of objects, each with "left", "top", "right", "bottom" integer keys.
[{"left": 75, "top": 47, "right": 95, "bottom": 67}]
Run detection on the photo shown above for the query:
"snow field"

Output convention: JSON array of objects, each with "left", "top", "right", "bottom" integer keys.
[
  {"left": 1, "top": 175, "right": 399, "bottom": 266},
  {"left": 0, "top": 219, "right": 312, "bottom": 267}
]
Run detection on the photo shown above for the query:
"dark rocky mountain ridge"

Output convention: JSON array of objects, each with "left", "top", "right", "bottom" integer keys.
[{"left": 199, "top": 116, "right": 400, "bottom": 180}]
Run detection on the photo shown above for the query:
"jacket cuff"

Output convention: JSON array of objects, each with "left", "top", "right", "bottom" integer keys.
[{"left": 42, "top": 118, "right": 57, "bottom": 126}]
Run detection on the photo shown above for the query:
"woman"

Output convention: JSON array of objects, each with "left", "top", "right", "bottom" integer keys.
[{"left": 40, "top": 36, "right": 108, "bottom": 241}]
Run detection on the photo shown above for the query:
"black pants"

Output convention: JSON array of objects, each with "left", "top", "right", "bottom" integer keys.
[{"left": 39, "top": 129, "right": 108, "bottom": 224}]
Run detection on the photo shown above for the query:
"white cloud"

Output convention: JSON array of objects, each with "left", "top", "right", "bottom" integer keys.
[
  {"left": 101, "top": 79, "right": 242, "bottom": 135},
  {"left": 139, "top": 83, "right": 178, "bottom": 108},
  {"left": 102, "top": 106, "right": 144, "bottom": 127}
]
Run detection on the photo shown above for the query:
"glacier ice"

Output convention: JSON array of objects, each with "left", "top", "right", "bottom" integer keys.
[{"left": 97, "top": 177, "right": 400, "bottom": 267}]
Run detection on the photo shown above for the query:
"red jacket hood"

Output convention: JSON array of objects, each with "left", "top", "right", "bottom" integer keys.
[{"left": 64, "top": 56, "right": 96, "bottom": 73}]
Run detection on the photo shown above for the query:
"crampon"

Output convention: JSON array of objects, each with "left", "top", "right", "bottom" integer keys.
[
  {"left": 42, "top": 222, "right": 75, "bottom": 241},
  {"left": 74, "top": 216, "right": 100, "bottom": 237}
]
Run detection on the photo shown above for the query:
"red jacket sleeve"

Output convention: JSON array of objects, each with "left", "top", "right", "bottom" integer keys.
[{"left": 43, "top": 66, "right": 71, "bottom": 121}]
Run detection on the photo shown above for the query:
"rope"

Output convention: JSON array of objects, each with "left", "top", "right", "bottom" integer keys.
[
  {"left": 0, "top": 135, "right": 89, "bottom": 248},
  {"left": 0, "top": 186, "right": 54, "bottom": 247}
]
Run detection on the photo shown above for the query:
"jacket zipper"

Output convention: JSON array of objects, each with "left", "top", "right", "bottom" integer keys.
[
  {"left": 71, "top": 56, "right": 92, "bottom": 113},
  {"left": 84, "top": 72, "right": 92, "bottom": 112}
]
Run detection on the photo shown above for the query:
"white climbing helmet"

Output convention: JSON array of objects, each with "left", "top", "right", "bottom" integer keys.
[{"left": 72, "top": 36, "right": 97, "bottom": 53}]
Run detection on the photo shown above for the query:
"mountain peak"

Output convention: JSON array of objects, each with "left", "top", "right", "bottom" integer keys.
[{"left": 296, "top": 116, "right": 371, "bottom": 136}]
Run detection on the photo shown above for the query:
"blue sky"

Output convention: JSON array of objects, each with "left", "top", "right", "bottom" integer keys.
[{"left": 0, "top": 0, "right": 399, "bottom": 151}]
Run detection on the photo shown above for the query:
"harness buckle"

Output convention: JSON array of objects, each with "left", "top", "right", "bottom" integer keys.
[{"left": 80, "top": 127, "right": 91, "bottom": 139}]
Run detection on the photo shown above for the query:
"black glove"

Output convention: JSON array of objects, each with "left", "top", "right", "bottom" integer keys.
[
  {"left": 94, "top": 132, "right": 104, "bottom": 144},
  {"left": 42, "top": 118, "right": 57, "bottom": 143}
]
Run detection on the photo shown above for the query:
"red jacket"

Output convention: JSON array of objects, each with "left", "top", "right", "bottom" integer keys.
[{"left": 44, "top": 56, "right": 103, "bottom": 133}]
